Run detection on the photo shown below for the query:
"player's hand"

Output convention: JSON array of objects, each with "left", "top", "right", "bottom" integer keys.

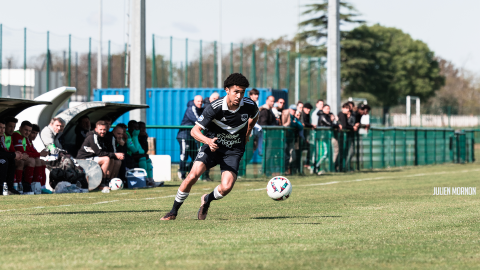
[
  {"left": 208, "top": 138, "right": 219, "bottom": 152},
  {"left": 14, "top": 151, "right": 22, "bottom": 160},
  {"left": 40, "top": 149, "right": 49, "bottom": 157},
  {"left": 115, "top": 153, "right": 125, "bottom": 160},
  {"left": 22, "top": 153, "right": 29, "bottom": 160}
]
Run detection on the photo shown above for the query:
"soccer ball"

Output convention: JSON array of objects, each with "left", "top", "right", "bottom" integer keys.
[
  {"left": 266, "top": 176, "right": 292, "bottom": 201},
  {"left": 109, "top": 178, "right": 124, "bottom": 191}
]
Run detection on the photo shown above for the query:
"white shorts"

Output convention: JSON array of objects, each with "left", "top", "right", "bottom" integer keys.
[{"left": 86, "top": 156, "right": 101, "bottom": 162}]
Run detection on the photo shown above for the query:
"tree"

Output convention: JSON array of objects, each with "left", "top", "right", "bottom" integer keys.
[
  {"left": 341, "top": 24, "right": 445, "bottom": 110},
  {"left": 297, "top": 0, "right": 364, "bottom": 57}
]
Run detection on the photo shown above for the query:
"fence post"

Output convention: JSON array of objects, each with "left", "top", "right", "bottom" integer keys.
[
  {"left": 393, "top": 128, "right": 396, "bottom": 167},
  {"left": 263, "top": 45, "right": 267, "bottom": 88},
  {"left": 317, "top": 59, "right": 321, "bottom": 99},
  {"left": 46, "top": 31, "right": 50, "bottom": 92},
  {"left": 403, "top": 130, "right": 407, "bottom": 166},
  {"left": 262, "top": 129, "right": 267, "bottom": 175},
  {"left": 87, "top": 37, "right": 91, "bottom": 101},
  {"left": 151, "top": 35, "right": 156, "bottom": 88},
  {"left": 274, "top": 48, "right": 279, "bottom": 89},
  {"left": 370, "top": 130, "right": 373, "bottom": 169},
  {"left": 424, "top": 130, "right": 427, "bottom": 164},
  {"left": 239, "top": 43, "right": 243, "bottom": 74},
  {"left": 23, "top": 27, "right": 26, "bottom": 98},
  {"left": 0, "top": 24, "right": 2, "bottom": 96},
  {"left": 230, "top": 42, "right": 233, "bottom": 75},
  {"left": 281, "top": 128, "right": 285, "bottom": 174},
  {"left": 185, "top": 38, "right": 188, "bottom": 88},
  {"left": 286, "top": 50, "right": 290, "bottom": 90},
  {"left": 199, "top": 40, "right": 202, "bottom": 88},
  {"left": 251, "top": 44, "right": 256, "bottom": 88},
  {"left": 307, "top": 57, "right": 311, "bottom": 102},
  {"left": 414, "top": 129, "right": 418, "bottom": 166},
  {"left": 433, "top": 130, "right": 437, "bottom": 164},
  {"left": 169, "top": 36, "right": 173, "bottom": 88},
  {"left": 68, "top": 34, "right": 71, "bottom": 87},
  {"left": 123, "top": 43, "right": 127, "bottom": 87},
  {"left": 214, "top": 41, "right": 218, "bottom": 88},
  {"left": 381, "top": 130, "right": 385, "bottom": 168},
  {"left": 107, "top": 40, "right": 111, "bottom": 88}
]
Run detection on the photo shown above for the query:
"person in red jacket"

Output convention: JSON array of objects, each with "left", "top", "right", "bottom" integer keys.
[
  {"left": 28, "top": 124, "right": 49, "bottom": 188},
  {"left": 12, "top": 121, "right": 38, "bottom": 193}
]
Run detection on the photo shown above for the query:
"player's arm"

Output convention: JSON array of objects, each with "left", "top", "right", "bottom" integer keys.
[
  {"left": 12, "top": 133, "right": 27, "bottom": 154},
  {"left": 191, "top": 125, "right": 218, "bottom": 152},
  {"left": 246, "top": 114, "right": 259, "bottom": 142},
  {"left": 192, "top": 104, "right": 218, "bottom": 152}
]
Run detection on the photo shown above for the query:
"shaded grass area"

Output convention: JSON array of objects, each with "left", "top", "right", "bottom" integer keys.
[{"left": 1, "top": 163, "right": 480, "bottom": 269}]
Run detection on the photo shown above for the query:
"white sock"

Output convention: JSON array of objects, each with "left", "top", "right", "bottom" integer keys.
[
  {"left": 175, "top": 190, "right": 189, "bottom": 203},
  {"left": 213, "top": 186, "right": 224, "bottom": 200}
]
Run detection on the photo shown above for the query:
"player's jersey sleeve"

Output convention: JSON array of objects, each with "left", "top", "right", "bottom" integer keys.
[
  {"left": 243, "top": 98, "right": 259, "bottom": 119},
  {"left": 195, "top": 104, "right": 217, "bottom": 130},
  {"left": 26, "top": 140, "right": 40, "bottom": 158}
]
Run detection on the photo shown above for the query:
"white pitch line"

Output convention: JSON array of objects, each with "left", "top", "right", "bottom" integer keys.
[{"left": 92, "top": 200, "right": 119, "bottom": 205}]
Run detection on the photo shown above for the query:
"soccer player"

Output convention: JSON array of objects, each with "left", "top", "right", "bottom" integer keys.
[
  {"left": 29, "top": 124, "right": 49, "bottom": 189},
  {"left": 161, "top": 73, "right": 259, "bottom": 221}
]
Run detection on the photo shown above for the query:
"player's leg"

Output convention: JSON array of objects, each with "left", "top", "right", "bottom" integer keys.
[
  {"left": 111, "top": 160, "right": 122, "bottom": 178},
  {"left": 15, "top": 159, "right": 24, "bottom": 185},
  {"left": 198, "top": 152, "right": 241, "bottom": 220},
  {"left": 96, "top": 156, "right": 111, "bottom": 192},
  {"left": 32, "top": 158, "right": 43, "bottom": 194},
  {"left": 160, "top": 161, "right": 207, "bottom": 221}
]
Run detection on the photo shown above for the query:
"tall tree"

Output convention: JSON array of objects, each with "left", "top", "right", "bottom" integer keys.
[
  {"left": 341, "top": 24, "right": 445, "bottom": 110},
  {"left": 297, "top": 0, "right": 364, "bottom": 56}
]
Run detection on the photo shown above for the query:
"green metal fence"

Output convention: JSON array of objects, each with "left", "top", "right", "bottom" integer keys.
[{"left": 145, "top": 125, "right": 475, "bottom": 181}]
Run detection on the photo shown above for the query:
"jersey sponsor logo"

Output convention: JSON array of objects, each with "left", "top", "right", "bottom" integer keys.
[
  {"left": 217, "top": 133, "right": 241, "bottom": 148},
  {"left": 241, "top": 114, "right": 248, "bottom": 122},
  {"left": 198, "top": 115, "right": 204, "bottom": 121},
  {"left": 196, "top": 152, "right": 204, "bottom": 159},
  {"left": 18, "top": 139, "right": 22, "bottom": 143}
]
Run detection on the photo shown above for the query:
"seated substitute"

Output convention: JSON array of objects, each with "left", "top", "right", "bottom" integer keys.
[
  {"left": 0, "top": 119, "right": 22, "bottom": 194},
  {"left": 76, "top": 121, "right": 123, "bottom": 193},
  {"left": 161, "top": 73, "right": 259, "bottom": 221},
  {"left": 41, "top": 117, "right": 65, "bottom": 154},
  {"left": 29, "top": 124, "right": 49, "bottom": 189},
  {"left": 4, "top": 117, "right": 31, "bottom": 190},
  {"left": 13, "top": 121, "right": 48, "bottom": 193},
  {"left": 74, "top": 115, "right": 91, "bottom": 157}
]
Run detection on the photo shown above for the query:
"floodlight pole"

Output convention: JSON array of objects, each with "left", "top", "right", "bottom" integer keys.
[
  {"left": 327, "top": 0, "right": 340, "bottom": 114},
  {"left": 294, "top": 0, "right": 300, "bottom": 103},
  {"left": 130, "top": 0, "right": 146, "bottom": 122},
  {"left": 97, "top": 0, "right": 103, "bottom": 89},
  {"left": 218, "top": 0, "right": 222, "bottom": 88}
]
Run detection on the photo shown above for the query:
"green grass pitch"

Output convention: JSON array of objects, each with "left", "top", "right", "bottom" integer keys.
[{"left": 1, "top": 162, "right": 479, "bottom": 269}]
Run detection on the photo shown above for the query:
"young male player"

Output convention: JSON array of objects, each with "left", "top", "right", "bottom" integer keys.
[{"left": 161, "top": 73, "right": 259, "bottom": 221}]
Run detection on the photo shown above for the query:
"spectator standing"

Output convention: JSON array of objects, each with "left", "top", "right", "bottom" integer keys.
[
  {"left": 296, "top": 102, "right": 304, "bottom": 124},
  {"left": 311, "top": 99, "right": 324, "bottom": 128},
  {"left": 337, "top": 103, "right": 355, "bottom": 171},
  {"left": 316, "top": 104, "right": 340, "bottom": 174},
  {"left": 176, "top": 95, "right": 206, "bottom": 181},
  {"left": 258, "top": 95, "right": 276, "bottom": 126},
  {"left": 356, "top": 104, "right": 371, "bottom": 131},
  {"left": 249, "top": 88, "right": 260, "bottom": 106},
  {"left": 203, "top": 92, "right": 220, "bottom": 107},
  {"left": 302, "top": 103, "right": 314, "bottom": 128}
]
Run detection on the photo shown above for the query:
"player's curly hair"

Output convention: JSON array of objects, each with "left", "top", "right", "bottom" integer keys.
[{"left": 223, "top": 73, "right": 250, "bottom": 89}]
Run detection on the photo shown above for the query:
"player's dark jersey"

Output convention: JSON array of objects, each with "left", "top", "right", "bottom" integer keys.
[{"left": 195, "top": 96, "right": 259, "bottom": 153}]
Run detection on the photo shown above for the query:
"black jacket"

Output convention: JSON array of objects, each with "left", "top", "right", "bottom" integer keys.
[
  {"left": 76, "top": 131, "right": 116, "bottom": 159},
  {"left": 258, "top": 106, "right": 276, "bottom": 126},
  {"left": 338, "top": 112, "right": 353, "bottom": 130},
  {"left": 317, "top": 111, "right": 338, "bottom": 128},
  {"left": 302, "top": 112, "right": 313, "bottom": 128},
  {"left": 177, "top": 100, "right": 204, "bottom": 140},
  {"left": 0, "top": 137, "right": 15, "bottom": 161},
  {"left": 74, "top": 125, "right": 90, "bottom": 156}
]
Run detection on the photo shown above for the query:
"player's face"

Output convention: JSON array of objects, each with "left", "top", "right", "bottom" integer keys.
[
  {"left": 226, "top": 85, "right": 246, "bottom": 106},
  {"left": 20, "top": 125, "right": 32, "bottom": 138},
  {"left": 113, "top": 128, "right": 124, "bottom": 141},
  {"left": 5, "top": 122, "right": 15, "bottom": 136},
  {"left": 29, "top": 130, "right": 38, "bottom": 141},
  {"left": 95, "top": 125, "right": 107, "bottom": 137},
  {"left": 105, "top": 120, "right": 112, "bottom": 131},
  {"left": 0, "top": 123, "right": 5, "bottom": 137}
]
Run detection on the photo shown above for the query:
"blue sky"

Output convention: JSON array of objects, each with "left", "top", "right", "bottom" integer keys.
[{"left": 1, "top": 0, "right": 478, "bottom": 72}]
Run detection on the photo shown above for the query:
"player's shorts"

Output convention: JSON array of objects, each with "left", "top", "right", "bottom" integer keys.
[
  {"left": 85, "top": 156, "right": 101, "bottom": 162},
  {"left": 194, "top": 144, "right": 243, "bottom": 176}
]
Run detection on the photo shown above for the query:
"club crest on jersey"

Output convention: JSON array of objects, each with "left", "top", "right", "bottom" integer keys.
[
  {"left": 197, "top": 152, "right": 204, "bottom": 159},
  {"left": 241, "top": 114, "right": 248, "bottom": 121}
]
